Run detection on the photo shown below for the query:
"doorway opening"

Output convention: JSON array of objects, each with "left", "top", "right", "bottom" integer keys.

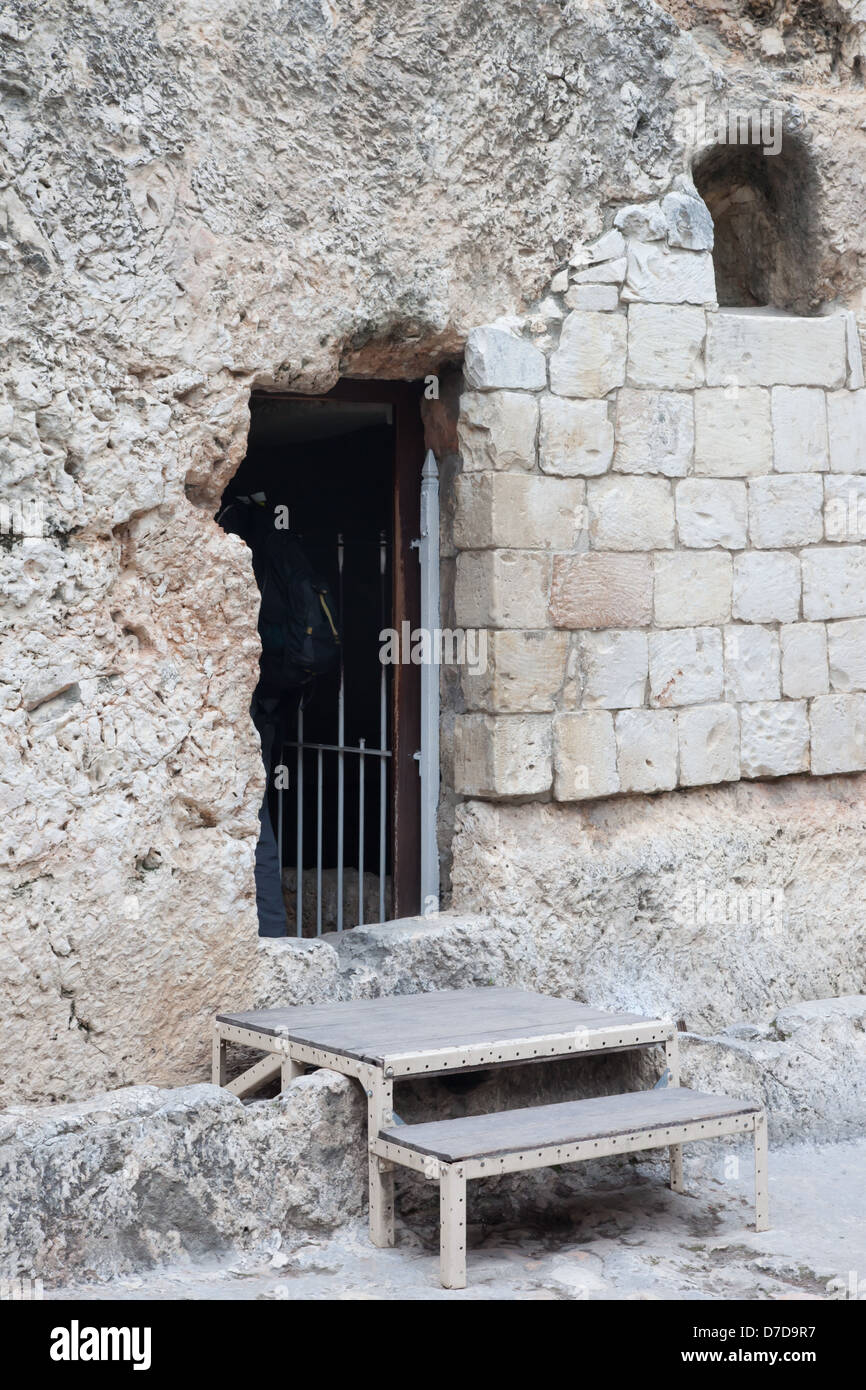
[
  {"left": 693, "top": 136, "right": 819, "bottom": 313},
  {"left": 218, "top": 381, "right": 424, "bottom": 936}
]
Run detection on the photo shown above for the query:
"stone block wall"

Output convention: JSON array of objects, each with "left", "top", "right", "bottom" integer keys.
[{"left": 452, "top": 192, "right": 866, "bottom": 800}]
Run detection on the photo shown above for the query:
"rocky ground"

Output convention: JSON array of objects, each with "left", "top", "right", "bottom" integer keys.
[{"left": 45, "top": 1139, "right": 865, "bottom": 1302}]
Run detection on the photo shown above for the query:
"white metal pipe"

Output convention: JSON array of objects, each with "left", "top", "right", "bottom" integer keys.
[
  {"left": 418, "top": 449, "right": 440, "bottom": 914},
  {"left": 379, "top": 531, "right": 387, "bottom": 924},
  {"left": 337, "top": 532, "right": 345, "bottom": 931},
  {"left": 316, "top": 747, "right": 323, "bottom": 937},
  {"left": 295, "top": 704, "right": 303, "bottom": 937},
  {"left": 358, "top": 736, "right": 365, "bottom": 927}
]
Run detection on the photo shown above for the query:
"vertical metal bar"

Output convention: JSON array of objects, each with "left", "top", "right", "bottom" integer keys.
[
  {"left": 212, "top": 1029, "right": 227, "bottom": 1087},
  {"left": 295, "top": 703, "right": 303, "bottom": 938},
  {"left": 665, "top": 1030, "right": 684, "bottom": 1193},
  {"left": 276, "top": 742, "right": 284, "bottom": 874},
  {"left": 379, "top": 530, "right": 387, "bottom": 923},
  {"left": 754, "top": 1112, "right": 770, "bottom": 1231},
  {"left": 439, "top": 1165, "right": 467, "bottom": 1289},
  {"left": 367, "top": 1069, "right": 395, "bottom": 1248},
  {"left": 358, "top": 737, "right": 365, "bottom": 927},
  {"left": 337, "top": 532, "right": 345, "bottom": 931},
  {"left": 418, "top": 449, "right": 440, "bottom": 915},
  {"left": 316, "top": 747, "right": 323, "bottom": 937}
]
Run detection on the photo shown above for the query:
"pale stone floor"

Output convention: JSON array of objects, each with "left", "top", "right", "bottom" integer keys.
[{"left": 49, "top": 1141, "right": 865, "bottom": 1302}]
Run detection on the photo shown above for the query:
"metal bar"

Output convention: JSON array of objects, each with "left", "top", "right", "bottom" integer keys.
[
  {"left": 224, "top": 1053, "right": 282, "bottom": 1098},
  {"left": 284, "top": 740, "right": 390, "bottom": 758},
  {"left": 276, "top": 741, "right": 284, "bottom": 875},
  {"left": 440, "top": 1166, "right": 467, "bottom": 1289},
  {"left": 367, "top": 1069, "right": 395, "bottom": 1248},
  {"left": 316, "top": 747, "right": 323, "bottom": 937},
  {"left": 294, "top": 704, "right": 304, "bottom": 936},
  {"left": 358, "top": 737, "right": 366, "bottom": 926},
  {"left": 665, "top": 1032, "right": 684, "bottom": 1191},
  {"left": 418, "top": 449, "right": 440, "bottom": 914},
  {"left": 212, "top": 1029, "right": 227, "bottom": 1086},
  {"left": 337, "top": 531, "right": 345, "bottom": 932},
  {"left": 754, "top": 1111, "right": 770, "bottom": 1231},
  {"left": 381, "top": 1022, "right": 674, "bottom": 1079},
  {"left": 379, "top": 530, "right": 387, "bottom": 924}
]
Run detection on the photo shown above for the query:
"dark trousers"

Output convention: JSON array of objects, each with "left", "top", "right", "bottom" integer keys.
[{"left": 251, "top": 696, "right": 290, "bottom": 938}]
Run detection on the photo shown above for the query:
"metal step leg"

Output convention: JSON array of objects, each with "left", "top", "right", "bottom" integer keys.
[{"left": 440, "top": 1165, "right": 467, "bottom": 1289}]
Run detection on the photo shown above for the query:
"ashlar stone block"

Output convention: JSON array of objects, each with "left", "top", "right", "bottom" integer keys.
[
  {"left": 676, "top": 478, "right": 747, "bottom": 549},
  {"left": 677, "top": 703, "right": 739, "bottom": 786},
  {"left": 747, "top": 474, "right": 824, "bottom": 548},
  {"left": 810, "top": 694, "right": 866, "bottom": 774},
  {"left": 740, "top": 701, "right": 810, "bottom": 778},
  {"left": 539, "top": 395, "right": 613, "bottom": 476},
  {"left": 457, "top": 390, "right": 538, "bottom": 471},
  {"left": 553, "top": 710, "right": 619, "bottom": 800},
  {"left": 550, "top": 553, "right": 653, "bottom": 630},
  {"left": 705, "top": 311, "right": 847, "bottom": 388},
  {"left": 694, "top": 388, "right": 772, "bottom": 477},
  {"left": 550, "top": 311, "right": 627, "bottom": 398},
  {"left": 654, "top": 551, "right": 732, "bottom": 627},
  {"left": 578, "top": 629, "right": 648, "bottom": 709},
  {"left": 622, "top": 242, "right": 716, "bottom": 305},
  {"left": 802, "top": 547, "right": 866, "bottom": 621},
  {"left": 461, "top": 630, "right": 568, "bottom": 713},
  {"left": 587, "top": 475, "right": 674, "bottom": 551},
  {"left": 780, "top": 623, "right": 829, "bottom": 699},
  {"left": 613, "top": 390, "right": 693, "bottom": 477},
  {"left": 626, "top": 304, "right": 706, "bottom": 389},
  {"left": 455, "top": 550, "right": 551, "bottom": 629},
  {"left": 455, "top": 473, "right": 585, "bottom": 550},
  {"left": 723, "top": 625, "right": 781, "bottom": 702},
  {"left": 615, "top": 708, "right": 678, "bottom": 792},
  {"left": 827, "top": 618, "right": 866, "bottom": 693},
  {"left": 648, "top": 627, "right": 723, "bottom": 707},
  {"left": 453, "top": 713, "right": 552, "bottom": 796},
  {"left": 733, "top": 552, "right": 801, "bottom": 624},
  {"left": 771, "top": 387, "right": 828, "bottom": 472},
  {"left": 827, "top": 391, "right": 866, "bottom": 473},
  {"left": 464, "top": 325, "right": 547, "bottom": 391}
]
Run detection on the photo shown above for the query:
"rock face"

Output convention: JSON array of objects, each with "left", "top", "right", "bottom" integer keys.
[
  {"left": 0, "top": 1070, "right": 366, "bottom": 1281},
  {"left": 2, "top": 0, "right": 866, "bottom": 1112}
]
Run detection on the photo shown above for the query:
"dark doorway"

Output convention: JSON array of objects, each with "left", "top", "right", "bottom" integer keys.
[{"left": 218, "top": 381, "right": 424, "bottom": 934}]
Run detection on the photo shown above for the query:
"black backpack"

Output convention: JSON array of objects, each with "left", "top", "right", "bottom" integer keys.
[{"left": 253, "top": 525, "right": 341, "bottom": 693}]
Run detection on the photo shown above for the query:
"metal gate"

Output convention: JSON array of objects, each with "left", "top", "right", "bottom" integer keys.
[{"left": 275, "top": 450, "right": 439, "bottom": 934}]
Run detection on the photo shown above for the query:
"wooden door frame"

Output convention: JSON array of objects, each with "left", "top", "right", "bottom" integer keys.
[{"left": 255, "top": 379, "right": 424, "bottom": 919}]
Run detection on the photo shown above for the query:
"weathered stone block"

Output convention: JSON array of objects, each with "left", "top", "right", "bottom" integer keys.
[
  {"left": 453, "top": 713, "right": 552, "bottom": 796},
  {"left": 802, "top": 547, "right": 866, "bottom": 621},
  {"left": 810, "top": 694, "right": 866, "bottom": 774},
  {"left": 455, "top": 550, "right": 551, "bottom": 629},
  {"left": 748, "top": 473, "right": 824, "bottom": 548},
  {"left": 539, "top": 395, "right": 613, "bottom": 476},
  {"left": 549, "top": 311, "right": 627, "bottom": 398},
  {"left": 565, "top": 284, "right": 619, "bottom": 312},
  {"left": 706, "top": 311, "right": 847, "bottom": 388},
  {"left": 694, "top": 388, "right": 772, "bottom": 477},
  {"left": 661, "top": 191, "right": 714, "bottom": 251},
  {"left": 844, "top": 311, "right": 865, "bottom": 389},
  {"left": 771, "top": 387, "right": 828, "bottom": 472},
  {"left": 740, "top": 701, "right": 810, "bottom": 778},
  {"left": 454, "top": 473, "right": 585, "bottom": 550},
  {"left": 457, "top": 390, "right": 538, "bottom": 471},
  {"left": 626, "top": 304, "right": 706, "bottom": 389},
  {"left": 550, "top": 553, "right": 653, "bottom": 629},
  {"left": 585, "top": 228, "right": 626, "bottom": 263},
  {"left": 578, "top": 629, "right": 648, "bottom": 709},
  {"left": 615, "top": 708, "right": 677, "bottom": 792},
  {"left": 587, "top": 475, "right": 674, "bottom": 550},
  {"left": 675, "top": 478, "right": 746, "bottom": 549},
  {"left": 724, "top": 625, "right": 781, "bottom": 702},
  {"left": 464, "top": 325, "right": 547, "bottom": 391},
  {"left": 572, "top": 257, "right": 627, "bottom": 284},
  {"left": 553, "top": 710, "right": 619, "bottom": 800},
  {"left": 654, "top": 551, "right": 732, "bottom": 627},
  {"left": 826, "top": 618, "right": 866, "bottom": 693},
  {"left": 462, "top": 630, "right": 568, "bottom": 713},
  {"left": 733, "top": 552, "right": 801, "bottom": 624},
  {"left": 677, "top": 703, "right": 739, "bottom": 786},
  {"left": 827, "top": 390, "right": 866, "bottom": 473},
  {"left": 613, "top": 390, "right": 693, "bottom": 476},
  {"left": 780, "top": 624, "right": 829, "bottom": 699},
  {"left": 648, "top": 627, "right": 723, "bottom": 707},
  {"left": 622, "top": 243, "right": 716, "bottom": 305}
]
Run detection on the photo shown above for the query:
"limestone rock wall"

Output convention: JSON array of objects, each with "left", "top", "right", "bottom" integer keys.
[{"left": 1, "top": 0, "right": 865, "bottom": 1106}]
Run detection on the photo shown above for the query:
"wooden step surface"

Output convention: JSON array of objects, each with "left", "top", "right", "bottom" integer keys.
[{"left": 380, "top": 1087, "right": 761, "bottom": 1162}]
